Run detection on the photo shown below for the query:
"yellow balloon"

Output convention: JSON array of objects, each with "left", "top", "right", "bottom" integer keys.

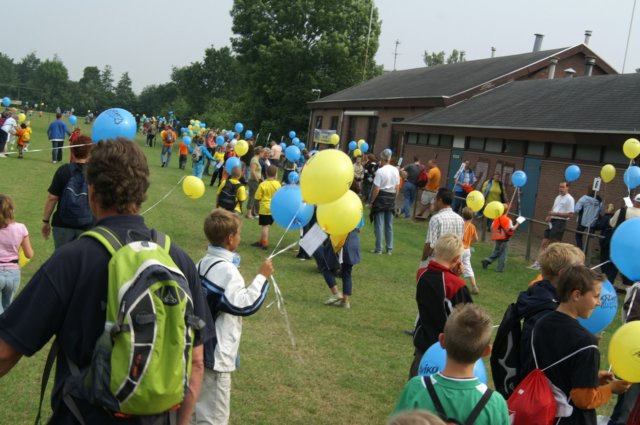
[
  {"left": 188, "top": 125, "right": 194, "bottom": 130},
  {"left": 357, "top": 139, "right": 365, "bottom": 148},
  {"left": 317, "top": 191, "right": 363, "bottom": 235},
  {"left": 300, "top": 149, "right": 354, "bottom": 204},
  {"left": 483, "top": 201, "right": 504, "bottom": 219},
  {"left": 623, "top": 138, "right": 640, "bottom": 159},
  {"left": 182, "top": 176, "right": 205, "bottom": 199},
  {"left": 466, "top": 190, "right": 485, "bottom": 212},
  {"left": 353, "top": 148, "right": 362, "bottom": 157},
  {"left": 329, "top": 134, "right": 340, "bottom": 145},
  {"left": 17, "top": 113, "right": 26, "bottom": 123},
  {"left": 235, "top": 140, "right": 249, "bottom": 156},
  {"left": 330, "top": 234, "right": 349, "bottom": 252},
  {"left": 18, "top": 246, "right": 30, "bottom": 268},
  {"left": 600, "top": 164, "right": 616, "bottom": 183},
  {"left": 608, "top": 321, "right": 640, "bottom": 382}
]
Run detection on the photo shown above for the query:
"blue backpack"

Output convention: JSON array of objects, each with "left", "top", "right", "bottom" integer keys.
[{"left": 58, "top": 164, "right": 93, "bottom": 227}]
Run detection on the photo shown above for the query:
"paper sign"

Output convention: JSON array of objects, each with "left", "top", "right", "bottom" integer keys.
[
  {"left": 624, "top": 196, "right": 633, "bottom": 208},
  {"left": 299, "top": 223, "right": 328, "bottom": 256},
  {"left": 592, "top": 177, "right": 602, "bottom": 192},
  {"left": 516, "top": 216, "right": 526, "bottom": 224}
]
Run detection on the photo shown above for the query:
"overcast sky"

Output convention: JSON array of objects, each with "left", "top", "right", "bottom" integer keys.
[{"left": 2, "top": 0, "right": 638, "bottom": 93}]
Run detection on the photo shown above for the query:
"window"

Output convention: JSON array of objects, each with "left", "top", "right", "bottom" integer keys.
[
  {"left": 407, "top": 133, "right": 418, "bottom": 145},
  {"left": 440, "top": 135, "right": 454, "bottom": 147},
  {"left": 603, "top": 146, "right": 628, "bottom": 165},
  {"left": 330, "top": 116, "right": 339, "bottom": 130},
  {"left": 549, "top": 143, "right": 573, "bottom": 159},
  {"left": 314, "top": 115, "right": 323, "bottom": 130},
  {"left": 347, "top": 116, "right": 357, "bottom": 143},
  {"left": 468, "top": 137, "right": 485, "bottom": 150},
  {"left": 504, "top": 140, "right": 526, "bottom": 155},
  {"left": 367, "top": 116, "right": 379, "bottom": 149},
  {"left": 527, "top": 141, "right": 546, "bottom": 156},
  {"left": 418, "top": 133, "right": 429, "bottom": 145},
  {"left": 485, "top": 138, "right": 503, "bottom": 153},
  {"left": 575, "top": 144, "right": 601, "bottom": 162},
  {"left": 428, "top": 134, "right": 440, "bottom": 146}
]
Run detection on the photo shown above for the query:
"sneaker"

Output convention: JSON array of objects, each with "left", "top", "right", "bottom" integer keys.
[
  {"left": 251, "top": 241, "right": 262, "bottom": 248},
  {"left": 335, "top": 301, "right": 350, "bottom": 309},
  {"left": 52, "top": 160, "right": 57, "bottom": 163},
  {"left": 324, "top": 294, "right": 343, "bottom": 305},
  {"left": 386, "top": 250, "right": 393, "bottom": 255},
  {"left": 371, "top": 249, "right": 382, "bottom": 254},
  {"left": 403, "top": 329, "right": 414, "bottom": 336},
  {"left": 0, "top": 154, "right": 6, "bottom": 158},
  {"left": 481, "top": 259, "right": 489, "bottom": 270},
  {"left": 528, "top": 261, "right": 541, "bottom": 270}
]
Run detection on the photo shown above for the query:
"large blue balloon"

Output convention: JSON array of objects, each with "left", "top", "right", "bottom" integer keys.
[
  {"left": 289, "top": 130, "right": 296, "bottom": 139},
  {"left": 564, "top": 164, "right": 581, "bottom": 182},
  {"left": 68, "top": 115, "right": 78, "bottom": 126},
  {"left": 348, "top": 141, "right": 357, "bottom": 151},
  {"left": 360, "top": 142, "right": 369, "bottom": 153},
  {"left": 215, "top": 136, "right": 225, "bottom": 146},
  {"left": 91, "top": 108, "right": 137, "bottom": 143},
  {"left": 225, "top": 157, "right": 242, "bottom": 175},
  {"left": 245, "top": 130, "right": 253, "bottom": 139},
  {"left": 623, "top": 166, "right": 640, "bottom": 189},
  {"left": 288, "top": 171, "right": 300, "bottom": 184},
  {"left": 1, "top": 97, "right": 10, "bottom": 107},
  {"left": 285, "top": 145, "right": 301, "bottom": 162},
  {"left": 419, "top": 341, "right": 487, "bottom": 384},
  {"left": 511, "top": 170, "right": 527, "bottom": 188},
  {"left": 577, "top": 279, "right": 617, "bottom": 334},
  {"left": 611, "top": 218, "right": 640, "bottom": 281},
  {"left": 271, "top": 186, "right": 314, "bottom": 230}
]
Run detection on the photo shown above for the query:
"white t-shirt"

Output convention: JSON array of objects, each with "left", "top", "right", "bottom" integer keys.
[
  {"left": 551, "top": 193, "right": 575, "bottom": 220},
  {"left": 1, "top": 117, "right": 17, "bottom": 134},
  {"left": 373, "top": 164, "right": 400, "bottom": 192},
  {"left": 270, "top": 144, "right": 282, "bottom": 160}
]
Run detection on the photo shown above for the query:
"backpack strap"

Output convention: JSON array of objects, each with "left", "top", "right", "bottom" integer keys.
[
  {"left": 35, "top": 339, "right": 60, "bottom": 425},
  {"left": 81, "top": 226, "right": 123, "bottom": 256},
  {"left": 424, "top": 376, "right": 492, "bottom": 425},
  {"left": 424, "top": 376, "right": 451, "bottom": 422},
  {"left": 464, "top": 386, "right": 493, "bottom": 425}
]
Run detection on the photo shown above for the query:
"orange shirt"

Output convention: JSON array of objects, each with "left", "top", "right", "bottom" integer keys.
[
  {"left": 162, "top": 130, "right": 177, "bottom": 147},
  {"left": 426, "top": 166, "right": 441, "bottom": 192},
  {"left": 179, "top": 143, "right": 189, "bottom": 155},
  {"left": 463, "top": 221, "right": 478, "bottom": 249}
]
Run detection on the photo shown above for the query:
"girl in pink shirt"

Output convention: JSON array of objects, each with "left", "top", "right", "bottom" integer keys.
[{"left": 0, "top": 194, "right": 34, "bottom": 313}]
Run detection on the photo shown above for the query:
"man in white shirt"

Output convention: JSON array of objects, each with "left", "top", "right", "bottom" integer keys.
[
  {"left": 530, "top": 181, "right": 575, "bottom": 269},
  {"left": 369, "top": 150, "right": 400, "bottom": 254},
  {"left": 269, "top": 140, "right": 282, "bottom": 168}
]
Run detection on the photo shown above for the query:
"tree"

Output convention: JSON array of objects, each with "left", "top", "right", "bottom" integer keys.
[
  {"left": 115, "top": 72, "right": 137, "bottom": 112},
  {"left": 79, "top": 66, "right": 102, "bottom": 112},
  {"left": 0, "top": 54, "right": 19, "bottom": 99},
  {"left": 15, "top": 52, "right": 41, "bottom": 102},
  {"left": 34, "top": 57, "right": 70, "bottom": 109},
  {"left": 231, "top": 0, "right": 382, "bottom": 138},
  {"left": 423, "top": 49, "right": 466, "bottom": 67}
]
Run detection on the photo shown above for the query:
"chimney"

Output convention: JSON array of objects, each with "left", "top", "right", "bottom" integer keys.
[
  {"left": 585, "top": 57, "right": 596, "bottom": 77},
  {"left": 491, "top": 47, "right": 496, "bottom": 58},
  {"left": 460, "top": 51, "right": 466, "bottom": 61},
  {"left": 584, "top": 30, "right": 592, "bottom": 45},
  {"left": 548, "top": 58, "right": 558, "bottom": 79},
  {"left": 564, "top": 68, "right": 576, "bottom": 78},
  {"left": 533, "top": 33, "right": 544, "bottom": 52}
]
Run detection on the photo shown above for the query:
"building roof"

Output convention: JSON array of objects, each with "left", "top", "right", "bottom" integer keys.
[
  {"left": 312, "top": 48, "right": 570, "bottom": 104},
  {"left": 401, "top": 74, "right": 640, "bottom": 134}
]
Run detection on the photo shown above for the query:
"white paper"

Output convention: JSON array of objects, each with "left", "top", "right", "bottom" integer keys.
[
  {"left": 624, "top": 196, "right": 633, "bottom": 208},
  {"left": 516, "top": 216, "right": 526, "bottom": 224},
  {"left": 299, "top": 223, "right": 328, "bottom": 256}
]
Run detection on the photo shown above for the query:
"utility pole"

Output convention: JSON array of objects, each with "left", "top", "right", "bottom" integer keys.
[
  {"left": 362, "top": 0, "right": 374, "bottom": 81},
  {"left": 393, "top": 40, "right": 401, "bottom": 71},
  {"left": 623, "top": 0, "right": 637, "bottom": 72}
]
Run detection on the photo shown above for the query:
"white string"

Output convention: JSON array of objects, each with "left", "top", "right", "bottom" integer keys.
[
  {"left": 269, "top": 241, "right": 299, "bottom": 259},
  {"left": 268, "top": 275, "right": 297, "bottom": 348},
  {"left": 590, "top": 260, "right": 610, "bottom": 270},
  {"left": 3, "top": 142, "right": 93, "bottom": 155},
  {"left": 140, "top": 176, "right": 186, "bottom": 216}
]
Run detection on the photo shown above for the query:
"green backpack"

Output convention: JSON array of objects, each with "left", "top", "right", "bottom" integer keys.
[{"left": 39, "top": 226, "right": 204, "bottom": 423}]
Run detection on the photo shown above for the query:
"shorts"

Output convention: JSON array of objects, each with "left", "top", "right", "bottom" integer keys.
[
  {"left": 420, "top": 190, "right": 436, "bottom": 206},
  {"left": 544, "top": 219, "right": 567, "bottom": 241},
  {"left": 259, "top": 214, "right": 274, "bottom": 226},
  {"left": 462, "top": 248, "right": 474, "bottom": 278}
]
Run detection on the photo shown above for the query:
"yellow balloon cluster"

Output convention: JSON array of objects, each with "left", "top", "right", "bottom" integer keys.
[
  {"left": 623, "top": 138, "right": 640, "bottom": 159},
  {"left": 466, "top": 191, "right": 485, "bottom": 212},
  {"left": 300, "top": 150, "right": 354, "bottom": 205},
  {"left": 182, "top": 176, "right": 205, "bottom": 199},
  {"left": 600, "top": 164, "right": 616, "bottom": 183},
  {"left": 235, "top": 140, "right": 249, "bottom": 156},
  {"left": 608, "top": 321, "right": 640, "bottom": 382},
  {"left": 317, "top": 191, "right": 363, "bottom": 236},
  {"left": 483, "top": 201, "right": 504, "bottom": 219}
]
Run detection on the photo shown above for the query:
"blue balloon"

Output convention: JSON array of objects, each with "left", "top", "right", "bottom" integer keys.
[
  {"left": 182, "top": 136, "right": 192, "bottom": 145},
  {"left": 418, "top": 341, "right": 487, "bottom": 384},
  {"left": 611, "top": 218, "right": 640, "bottom": 281},
  {"left": 348, "top": 141, "right": 357, "bottom": 151},
  {"left": 360, "top": 142, "right": 369, "bottom": 153},
  {"left": 245, "top": 130, "right": 253, "bottom": 139},
  {"left": 199, "top": 123, "right": 206, "bottom": 128},
  {"left": 288, "top": 171, "right": 300, "bottom": 184},
  {"left": 226, "top": 131, "right": 234, "bottom": 140},
  {"left": 564, "top": 164, "right": 581, "bottom": 182},
  {"left": 225, "top": 157, "right": 242, "bottom": 175},
  {"left": 309, "top": 150, "right": 318, "bottom": 156},
  {"left": 1, "top": 97, "right": 10, "bottom": 107},
  {"left": 285, "top": 145, "right": 301, "bottom": 162},
  {"left": 215, "top": 136, "right": 225, "bottom": 146},
  {"left": 271, "top": 186, "right": 314, "bottom": 230},
  {"left": 298, "top": 143, "right": 306, "bottom": 150},
  {"left": 234, "top": 122, "right": 244, "bottom": 133},
  {"left": 577, "top": 279, "right": 618, "bottom": 334},
  {"left": 511, "top": 170, "right": 527, "bottom": 188},
  {"left": 280, "top": 142, "right": 287, "bottom": 151},
  {"left": 91, "top": 108, "right": 137, "bottom": 143},
  {"left": 383, "top": 148, "right": 392, "bottom": 156},
  {"left": 68, "top": 115, "right": 78, "bottom": 126},
  {"left": 623, "top": 166, "right": 640, "bottom": 189},
  {"left": 292, "top": 137, "right": 300, "bottom": 145},
  {"left": 289, "top": 130, "right": 296, "bottom": 139}
]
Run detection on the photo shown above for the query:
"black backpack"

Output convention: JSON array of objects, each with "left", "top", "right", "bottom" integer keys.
[
  {"left": 192, "top": 145, "right": 203, "bottom": 162},
  {"left": 57, "top": 164, "right": 94, "bottom": 227},
  {"left": 424, "top": 376, "right": 493, "bottom": 425},
  {"left": 217, "top": 180, "right": 241, "bottom": 211}
]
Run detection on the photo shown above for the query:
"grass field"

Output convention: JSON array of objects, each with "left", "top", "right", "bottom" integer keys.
[{"left": 0, "top": 113, "right": 621, "bottom": 424}]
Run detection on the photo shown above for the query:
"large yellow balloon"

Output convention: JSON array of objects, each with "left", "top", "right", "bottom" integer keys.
[
  {"left": 18, "top": 246, "right": 30, "bottom": 268},
  {"left": 353, "top": 148, "right": 362, "bottom": 157},
  {"left": 235, "top": 140, "right": 249, "bottom": 156},
  {"left": 317, "top": 191, "right": 363, "bottom": 235},
  {"left": 329, "top": 134, "right": 340, "bottom": 145},
  {"left": 182, "top": 176, "right": 205, "bottom": 199},
  {"left": 300, "top": 149, "right": 354, "bottom": 204},
  {"left": 330, "top": 234, "right": 349, "bottom": 252},
  {"left": 623, "top": 138, "right": 640, "bottom": 159},
  {"left": 600, "top": 164, "right": 616, "bottom": 183},
  {"left": 483, "top": 201, "right": 504, "bottom": 219},
  {"left": 466, "top": 190, "right": 485, "bottom": 212},
  {"left": 608, "top": 321, "right": 640, "bottom": 382}
]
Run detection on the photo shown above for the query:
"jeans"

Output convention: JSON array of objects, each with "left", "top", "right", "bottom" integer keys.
[
  {"left": 51, "top": 140, "right": 63, "bottom": 162},
  {"left": 161, "top": 145, "right": 173, "bottom": 166},
  {"left": 0, "top": 269, "right": 20, "bottom": 314},
  {"left": 452, "top": 191, "right": 467, "bottom": 214},
  {"left": 401, "top": 181, "right": 417, "bottom": 218},
  {"left": 193, "top": 162, "right": 204, "bottom": 179},
  {"left": 373, "top": 210, "right": 394, "bottom": 253},
  {"left": 53, "top": 226, "right": 85, "bottom": 250},
  {"left": 609, "top": 383, "right": 640, "bottom": 425},
  {"left": 485, "top": 239, "right": 509, "bottom": 272},
  {"left": 321, "top": 263, "right": 354, "bottom": 296}
]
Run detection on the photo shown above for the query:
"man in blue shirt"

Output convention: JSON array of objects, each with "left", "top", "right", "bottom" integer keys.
[
  {"left": 47, "top": 113, "right": 71, "bottom": 163},
  {"left": 452, "top": 160, "right": 476, "bottom": 214}
]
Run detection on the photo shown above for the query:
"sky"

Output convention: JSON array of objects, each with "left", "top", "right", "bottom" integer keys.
[{"left": 1, "top": 0, "right": 638, "bottom": 94}]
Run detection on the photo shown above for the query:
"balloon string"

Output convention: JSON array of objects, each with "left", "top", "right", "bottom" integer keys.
[
  {"left": 268, "top": 203, "right": 305, "bottom": 258},
  {"left": 590, "top": 260, "right": 610, "bottom": 270},
  {"left": 269, "top": 242, "right": 299, "bottom": 260},
  {"left": 2, "top": 142, "right": 93, "bottom": 155},
  {"left": 140, "top": 176, "right": 186, "bottom": 216},
  {"left": 267, "top": 275, "right": 297, "bottom": 348},
  {"left": 507, "top": 187, "right": 519, "bottom": 214}
]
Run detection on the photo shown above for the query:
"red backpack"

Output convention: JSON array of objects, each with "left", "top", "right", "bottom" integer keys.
[{"left": 416, "top": 167, "right": 428, "bottom": 188}]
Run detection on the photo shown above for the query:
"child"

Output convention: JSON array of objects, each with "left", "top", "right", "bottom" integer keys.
[
  {"left": 15, "top": 122, "right": 32, "bottom": 159},
  {"left": 481, "top": 204, "right": 519, "bottom": 272},
  {"left": 393, "top": 304, "right": 509, "bottom": 424},
  {"left": 188, "top": 136, "right": 215, "bottom": 178},
  {"left": 178, "top": 139, "right": 189, "bottom": 170},
  {"left": 532, "top": 265, "right": 631, "bottom": 424},
  {"left": 461, "top": 207, "right": 479, "bottom": 294},
  {"left": 217, "top": 166, "right": 247, "bottom": 214},
  {"left": 252, "top": 165, "right": 281, "bottom": 250},
  {"left": 410, "top": 234, "right": 473, "bottom": 378},
  {"left": 209, "top": 146, "right": 225, "bottom": 186},
  {"left": 192, "top": 208, "right": 273, "bottom": 425},
  {"left": 0, "top": 194, "right": 34, "bottom": 313}
]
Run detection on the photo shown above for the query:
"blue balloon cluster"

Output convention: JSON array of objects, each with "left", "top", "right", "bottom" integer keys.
[
  {"left": 271, "top": 186, "right": 314, "bottom": 230},
  {"left": 419, "top": 341, "right": 487, "bottom": 384},
  {"left": 91, "top": 108, "right": 137, "bottom": 143},
  {"left": 511, "top": 170, "right": 527, "bottom": 188}
]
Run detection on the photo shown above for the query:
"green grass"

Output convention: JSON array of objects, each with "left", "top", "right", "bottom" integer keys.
[{"left": 0, "top": 114, "right": 621, "bottom": 423}]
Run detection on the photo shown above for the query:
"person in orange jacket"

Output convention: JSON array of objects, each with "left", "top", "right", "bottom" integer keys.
[{"left": 481, "top": 204, "right": 519, "bottom": 272}]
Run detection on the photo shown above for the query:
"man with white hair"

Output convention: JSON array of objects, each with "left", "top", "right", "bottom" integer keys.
[{"left": 369, "top": 150, "right": 400, "bottom": 254}]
